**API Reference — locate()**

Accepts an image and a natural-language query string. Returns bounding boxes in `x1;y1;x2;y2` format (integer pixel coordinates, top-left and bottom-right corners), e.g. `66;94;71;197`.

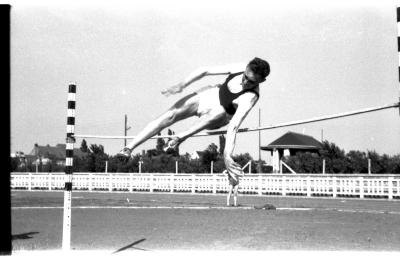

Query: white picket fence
10;172;400;200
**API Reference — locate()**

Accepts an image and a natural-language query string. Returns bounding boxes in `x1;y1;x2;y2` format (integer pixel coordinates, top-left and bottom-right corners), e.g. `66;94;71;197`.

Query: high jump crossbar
74;101;400;140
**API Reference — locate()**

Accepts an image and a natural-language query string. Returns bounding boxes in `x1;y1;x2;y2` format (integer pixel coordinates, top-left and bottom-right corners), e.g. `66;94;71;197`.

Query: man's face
241;66;265;88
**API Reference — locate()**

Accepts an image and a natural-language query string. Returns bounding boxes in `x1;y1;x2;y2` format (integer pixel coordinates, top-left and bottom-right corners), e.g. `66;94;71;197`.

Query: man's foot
116;147;132;160
164;137;181;152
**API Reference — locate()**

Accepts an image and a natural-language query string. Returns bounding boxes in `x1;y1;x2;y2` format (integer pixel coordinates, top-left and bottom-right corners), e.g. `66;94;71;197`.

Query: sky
10;0;400;164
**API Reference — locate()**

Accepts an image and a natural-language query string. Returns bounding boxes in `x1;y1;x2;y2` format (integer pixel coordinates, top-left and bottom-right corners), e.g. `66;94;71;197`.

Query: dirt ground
10;190;400;252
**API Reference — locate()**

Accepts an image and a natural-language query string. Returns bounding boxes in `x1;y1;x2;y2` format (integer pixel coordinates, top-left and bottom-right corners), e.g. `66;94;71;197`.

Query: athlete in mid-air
117;57;270;180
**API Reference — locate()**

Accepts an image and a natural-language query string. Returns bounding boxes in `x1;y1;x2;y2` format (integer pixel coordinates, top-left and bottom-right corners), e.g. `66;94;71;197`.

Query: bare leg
227;185;233;206
163;109;228;151
125;93;199;151
233;185;239;206
176;110;227;142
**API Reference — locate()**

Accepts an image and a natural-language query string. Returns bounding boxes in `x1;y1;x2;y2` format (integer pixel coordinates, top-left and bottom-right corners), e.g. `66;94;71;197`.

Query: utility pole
258;108;262;173
124;114;131;147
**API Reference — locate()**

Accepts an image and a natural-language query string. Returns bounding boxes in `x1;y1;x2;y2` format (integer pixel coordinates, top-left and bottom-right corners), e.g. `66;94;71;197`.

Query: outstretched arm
224;93;258;179
161;63;246;96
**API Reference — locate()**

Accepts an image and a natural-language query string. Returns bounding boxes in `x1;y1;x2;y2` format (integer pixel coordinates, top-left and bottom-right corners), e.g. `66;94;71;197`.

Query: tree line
283;141;400;174
11;135;400;174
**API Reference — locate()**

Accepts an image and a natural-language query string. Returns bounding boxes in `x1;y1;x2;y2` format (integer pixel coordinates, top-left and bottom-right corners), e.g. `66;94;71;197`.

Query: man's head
246;57;270;83
241;57;270;88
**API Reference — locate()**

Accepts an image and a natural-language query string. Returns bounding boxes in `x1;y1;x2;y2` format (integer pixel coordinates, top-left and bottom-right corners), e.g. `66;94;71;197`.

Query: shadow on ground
12;232;39;240
112;238;147;253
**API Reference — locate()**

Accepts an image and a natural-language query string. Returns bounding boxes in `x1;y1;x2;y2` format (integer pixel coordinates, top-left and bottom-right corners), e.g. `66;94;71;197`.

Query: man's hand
161;82;186;97
224;155;244;181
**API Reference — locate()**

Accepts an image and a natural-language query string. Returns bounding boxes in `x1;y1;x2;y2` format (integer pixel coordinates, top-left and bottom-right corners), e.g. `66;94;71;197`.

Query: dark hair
248;57;270;80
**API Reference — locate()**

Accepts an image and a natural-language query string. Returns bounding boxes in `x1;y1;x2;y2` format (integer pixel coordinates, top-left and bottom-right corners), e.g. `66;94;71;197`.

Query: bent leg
175;110;228;143
125;93;199;151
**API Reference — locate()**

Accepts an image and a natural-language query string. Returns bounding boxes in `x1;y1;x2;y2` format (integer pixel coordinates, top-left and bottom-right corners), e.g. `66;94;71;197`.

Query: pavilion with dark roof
260;131;323;173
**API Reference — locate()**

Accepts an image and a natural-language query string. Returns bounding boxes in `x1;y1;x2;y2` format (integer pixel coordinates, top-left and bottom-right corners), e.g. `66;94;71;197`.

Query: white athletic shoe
164;137;181;152
116;147;132;159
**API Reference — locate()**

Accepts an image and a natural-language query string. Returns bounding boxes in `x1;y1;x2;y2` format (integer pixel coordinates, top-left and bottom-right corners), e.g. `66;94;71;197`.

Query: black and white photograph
7;0;400;259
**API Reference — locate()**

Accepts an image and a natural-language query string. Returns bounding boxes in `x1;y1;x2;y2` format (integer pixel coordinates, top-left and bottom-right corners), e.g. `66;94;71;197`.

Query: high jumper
116;57;271;180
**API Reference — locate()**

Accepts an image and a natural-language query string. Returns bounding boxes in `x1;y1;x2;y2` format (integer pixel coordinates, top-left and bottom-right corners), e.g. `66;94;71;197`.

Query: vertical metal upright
63;84;76;250
397;2;400;115
258;108;261;173
124;114;127;147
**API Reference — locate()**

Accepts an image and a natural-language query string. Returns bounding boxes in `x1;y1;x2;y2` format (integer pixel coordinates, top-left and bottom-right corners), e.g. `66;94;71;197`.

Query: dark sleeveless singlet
219;72;259;115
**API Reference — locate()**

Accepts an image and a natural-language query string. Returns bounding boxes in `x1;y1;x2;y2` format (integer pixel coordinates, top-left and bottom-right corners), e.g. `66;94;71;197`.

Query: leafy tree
319;141;347;173
346;150;368;173
232;153;253;167
86;144;109;172
201;143;219;165
218;135;225;156
320;141;346;159
386;154;400;173
283;152;317;173
80;139;89;153
73;156;88;172
11;157;20;172
155;132;166;154
368;150;387;174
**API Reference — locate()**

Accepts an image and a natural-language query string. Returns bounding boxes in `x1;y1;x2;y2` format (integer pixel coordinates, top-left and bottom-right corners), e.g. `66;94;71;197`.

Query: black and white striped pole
63;83;76;250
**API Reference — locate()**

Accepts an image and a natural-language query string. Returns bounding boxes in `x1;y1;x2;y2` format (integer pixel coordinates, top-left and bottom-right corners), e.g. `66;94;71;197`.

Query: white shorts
196;86;223;116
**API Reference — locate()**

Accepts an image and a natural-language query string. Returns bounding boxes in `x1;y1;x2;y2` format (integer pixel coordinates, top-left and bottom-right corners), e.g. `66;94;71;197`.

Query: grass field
11;190;400;252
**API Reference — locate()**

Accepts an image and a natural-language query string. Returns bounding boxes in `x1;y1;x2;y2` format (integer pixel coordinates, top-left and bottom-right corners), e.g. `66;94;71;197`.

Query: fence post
109;173;112;192
170;173;174;193
307;176;311;197
282;176;286;196
368;159;371;175
28;173;32;191
129;173;133;192
332;176;337;198
388;176;394;200
358;176;364;199
213;174;217;194
149;174;153;193
88;173;92;191
258;175;262;195
48;173;52;191
192;174;196;194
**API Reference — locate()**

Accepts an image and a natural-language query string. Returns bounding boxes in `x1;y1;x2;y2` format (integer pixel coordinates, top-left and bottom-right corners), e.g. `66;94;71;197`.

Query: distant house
261;131;323;173
28;143;88;166
11;151;25;158
10;151;27;168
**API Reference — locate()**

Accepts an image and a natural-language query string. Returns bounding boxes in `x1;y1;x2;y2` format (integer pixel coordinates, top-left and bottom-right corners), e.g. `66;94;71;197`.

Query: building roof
29;144;87;159
260;131;322;151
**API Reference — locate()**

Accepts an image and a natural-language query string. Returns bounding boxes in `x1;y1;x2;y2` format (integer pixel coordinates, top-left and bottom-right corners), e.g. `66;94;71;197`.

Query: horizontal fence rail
10;172;400;200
